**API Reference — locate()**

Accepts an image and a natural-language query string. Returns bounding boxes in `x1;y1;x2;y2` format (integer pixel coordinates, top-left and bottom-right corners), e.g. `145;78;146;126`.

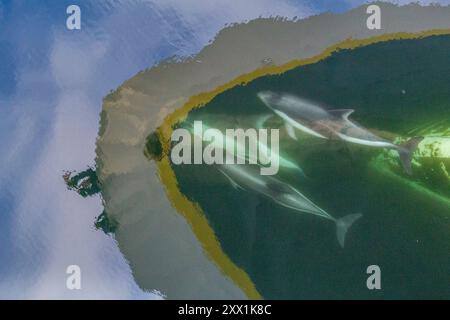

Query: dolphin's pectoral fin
230;179;244;191
285;123;298;140
219;169;245;191
227;175;244;191
255;114;274;129
338;140;356;163
328;109;355;120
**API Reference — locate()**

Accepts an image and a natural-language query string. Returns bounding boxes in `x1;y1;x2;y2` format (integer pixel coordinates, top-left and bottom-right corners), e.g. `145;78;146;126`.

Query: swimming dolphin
185;120;306;176
257;91;423;175
218;163;362;248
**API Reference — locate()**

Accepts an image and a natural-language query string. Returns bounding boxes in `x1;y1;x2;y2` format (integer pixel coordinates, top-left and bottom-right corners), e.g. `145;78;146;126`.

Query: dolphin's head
257;91;281;111
257;91;304;115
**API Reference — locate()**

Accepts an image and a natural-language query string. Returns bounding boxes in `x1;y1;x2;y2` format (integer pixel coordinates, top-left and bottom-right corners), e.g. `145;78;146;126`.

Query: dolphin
184;120;306;176
218;163;362;248
257;91;424;175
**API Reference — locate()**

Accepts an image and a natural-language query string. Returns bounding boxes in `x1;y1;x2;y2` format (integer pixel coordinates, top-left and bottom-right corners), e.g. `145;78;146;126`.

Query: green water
171;35;450;299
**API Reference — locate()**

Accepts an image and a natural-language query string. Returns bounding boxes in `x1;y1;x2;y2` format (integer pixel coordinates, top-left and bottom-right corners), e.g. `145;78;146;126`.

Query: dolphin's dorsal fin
329;109;354;120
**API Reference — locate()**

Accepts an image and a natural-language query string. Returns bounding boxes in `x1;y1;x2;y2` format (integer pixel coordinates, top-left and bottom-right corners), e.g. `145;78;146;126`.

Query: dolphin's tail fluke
335;213;362;248
398;136;424;175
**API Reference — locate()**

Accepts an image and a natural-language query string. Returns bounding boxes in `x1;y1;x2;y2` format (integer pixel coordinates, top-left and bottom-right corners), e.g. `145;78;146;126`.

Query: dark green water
172;35;450;299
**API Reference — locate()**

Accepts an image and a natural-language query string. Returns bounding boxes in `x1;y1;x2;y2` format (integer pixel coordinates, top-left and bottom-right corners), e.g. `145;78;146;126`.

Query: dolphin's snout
257;91;271;101
257;91;279;107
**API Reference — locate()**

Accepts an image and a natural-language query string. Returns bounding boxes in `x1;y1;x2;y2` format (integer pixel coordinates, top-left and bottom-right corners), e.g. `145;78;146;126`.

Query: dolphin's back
259;91;329;122
277;94;329;122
